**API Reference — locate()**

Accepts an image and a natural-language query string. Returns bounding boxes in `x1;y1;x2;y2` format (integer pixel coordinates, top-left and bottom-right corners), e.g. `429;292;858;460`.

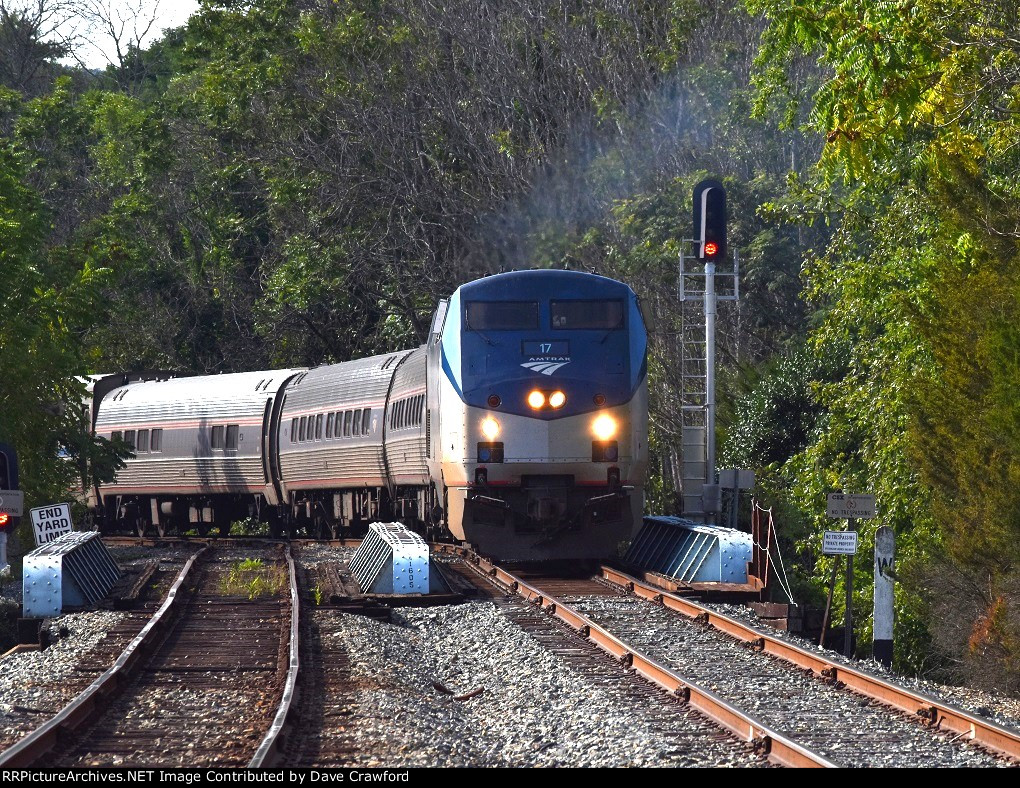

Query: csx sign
30;503;73;546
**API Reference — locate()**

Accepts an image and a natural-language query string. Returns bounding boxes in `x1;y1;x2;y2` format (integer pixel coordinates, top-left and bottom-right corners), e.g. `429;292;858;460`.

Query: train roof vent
256;378;266;391
381;355;399;370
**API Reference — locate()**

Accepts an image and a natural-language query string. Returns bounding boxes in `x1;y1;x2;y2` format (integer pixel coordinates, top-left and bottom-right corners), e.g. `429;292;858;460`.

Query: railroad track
100;535;364;549
275;547;367;766
596;565;1020;766
441;551;828;768
0;544;300;768
439;546;1018;767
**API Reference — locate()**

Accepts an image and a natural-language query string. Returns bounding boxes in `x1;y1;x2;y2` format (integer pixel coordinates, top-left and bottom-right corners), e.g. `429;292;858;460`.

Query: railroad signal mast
677;179;739;522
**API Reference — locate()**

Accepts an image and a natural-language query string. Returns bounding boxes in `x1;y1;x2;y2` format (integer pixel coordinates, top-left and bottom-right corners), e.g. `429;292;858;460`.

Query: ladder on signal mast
676;243;739;521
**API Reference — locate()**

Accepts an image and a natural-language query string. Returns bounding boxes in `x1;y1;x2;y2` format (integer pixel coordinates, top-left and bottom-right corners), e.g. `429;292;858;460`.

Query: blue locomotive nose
440;269;648;420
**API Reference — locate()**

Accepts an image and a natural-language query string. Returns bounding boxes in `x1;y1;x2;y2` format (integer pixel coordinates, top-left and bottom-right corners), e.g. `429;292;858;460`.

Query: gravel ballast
322;599;765;767
702;600;1020;733
0;611;128;745
567;595;1009;767
0;542;197;752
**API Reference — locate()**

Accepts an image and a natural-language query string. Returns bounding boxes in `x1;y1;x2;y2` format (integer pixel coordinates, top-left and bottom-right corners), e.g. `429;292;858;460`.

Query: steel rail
249;544;301;767
600;565;1020;762
100;536;363;549
0;547;208;767
444;547;837;768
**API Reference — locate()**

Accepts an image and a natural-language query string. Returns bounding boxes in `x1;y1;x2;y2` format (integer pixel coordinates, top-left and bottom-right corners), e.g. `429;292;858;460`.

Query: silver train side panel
383;348;428;486
277;350;415;498
94;369;301;499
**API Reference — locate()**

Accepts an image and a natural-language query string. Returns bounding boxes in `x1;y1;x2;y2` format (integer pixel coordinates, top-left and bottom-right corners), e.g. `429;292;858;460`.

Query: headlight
527;390;546;409
549;391;566;408
481;417;500;440
592;413;617;440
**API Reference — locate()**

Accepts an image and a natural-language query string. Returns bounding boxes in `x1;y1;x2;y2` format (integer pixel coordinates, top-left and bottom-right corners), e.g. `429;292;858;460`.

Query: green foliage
230;518;271;537
9;0;1020;684
746;0;1020;678
0;136;116;511
221;557;288;600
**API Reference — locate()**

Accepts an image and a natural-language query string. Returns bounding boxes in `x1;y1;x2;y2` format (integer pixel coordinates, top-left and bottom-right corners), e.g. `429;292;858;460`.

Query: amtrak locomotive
89;269;649;560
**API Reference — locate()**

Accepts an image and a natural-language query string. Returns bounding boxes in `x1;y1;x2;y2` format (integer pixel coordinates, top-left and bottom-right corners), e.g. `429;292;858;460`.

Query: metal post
874;525;895;667
704;259;716;492
819;556;840;648
844;517;856;657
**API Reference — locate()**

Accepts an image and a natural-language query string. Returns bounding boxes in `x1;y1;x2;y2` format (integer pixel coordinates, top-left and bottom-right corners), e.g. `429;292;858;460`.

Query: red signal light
704;241;719;257
0;513;8;527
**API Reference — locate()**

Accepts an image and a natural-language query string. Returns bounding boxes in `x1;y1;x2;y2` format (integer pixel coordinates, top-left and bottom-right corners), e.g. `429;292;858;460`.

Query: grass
220;557;288;600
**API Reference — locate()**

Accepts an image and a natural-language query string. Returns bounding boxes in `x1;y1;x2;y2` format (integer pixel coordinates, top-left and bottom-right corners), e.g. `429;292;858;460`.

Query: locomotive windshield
465;301;539;330
550;300;624;329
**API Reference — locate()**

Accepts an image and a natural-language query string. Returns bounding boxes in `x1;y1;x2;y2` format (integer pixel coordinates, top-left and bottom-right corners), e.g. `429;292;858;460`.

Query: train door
426;299;448;526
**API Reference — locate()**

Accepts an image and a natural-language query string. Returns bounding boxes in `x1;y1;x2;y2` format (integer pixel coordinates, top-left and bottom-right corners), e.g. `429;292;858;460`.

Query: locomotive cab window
226;425;239;450
211;425;225;450
465;301;539;330
551;300;624;329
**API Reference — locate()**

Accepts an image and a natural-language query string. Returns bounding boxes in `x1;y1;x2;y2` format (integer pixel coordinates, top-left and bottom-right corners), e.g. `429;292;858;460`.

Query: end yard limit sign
30;503;73;546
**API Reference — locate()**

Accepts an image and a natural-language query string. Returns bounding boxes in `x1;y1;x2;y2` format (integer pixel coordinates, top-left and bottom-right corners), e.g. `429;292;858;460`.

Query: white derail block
23;555;62;618
392;539;429;594
350;522;431;594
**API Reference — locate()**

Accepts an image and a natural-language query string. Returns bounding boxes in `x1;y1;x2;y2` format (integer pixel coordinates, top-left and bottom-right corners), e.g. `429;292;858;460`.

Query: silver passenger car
95;369;302;531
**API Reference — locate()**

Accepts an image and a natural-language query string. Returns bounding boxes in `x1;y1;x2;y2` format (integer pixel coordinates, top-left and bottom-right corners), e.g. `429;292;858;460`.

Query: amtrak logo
521;359;571;375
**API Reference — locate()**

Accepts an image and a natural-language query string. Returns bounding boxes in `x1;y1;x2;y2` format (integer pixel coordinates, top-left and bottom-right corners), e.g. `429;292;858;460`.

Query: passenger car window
226;425;239;450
